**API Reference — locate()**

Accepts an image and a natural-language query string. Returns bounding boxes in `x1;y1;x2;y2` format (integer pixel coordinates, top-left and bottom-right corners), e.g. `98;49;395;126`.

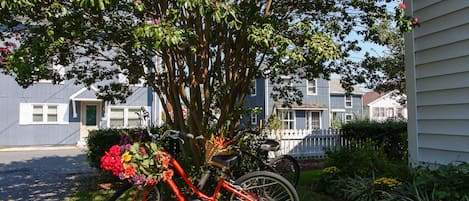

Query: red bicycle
107;109;299;201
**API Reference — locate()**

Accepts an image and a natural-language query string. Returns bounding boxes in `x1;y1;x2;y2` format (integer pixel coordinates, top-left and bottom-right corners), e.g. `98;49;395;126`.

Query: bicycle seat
209;153;239;169
260;139;280;151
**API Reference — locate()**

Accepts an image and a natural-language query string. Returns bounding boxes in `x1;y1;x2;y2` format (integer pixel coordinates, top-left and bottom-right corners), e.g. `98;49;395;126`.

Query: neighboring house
405;0;469;165
243;78;364;130
363;91;407;122
329;79;365;125
0;74;164;147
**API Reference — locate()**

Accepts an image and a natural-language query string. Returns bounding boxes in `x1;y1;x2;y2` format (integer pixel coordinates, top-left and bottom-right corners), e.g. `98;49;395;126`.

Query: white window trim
345;113;353;123
306;111;321;130
250;113;257;125
306;79;317;95
19;103;69;125
345;95;352;108
108;106;147;128
278;109;296;130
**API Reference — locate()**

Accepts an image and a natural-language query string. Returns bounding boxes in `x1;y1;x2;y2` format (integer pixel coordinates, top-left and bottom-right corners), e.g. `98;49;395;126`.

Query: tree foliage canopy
1;0;417;138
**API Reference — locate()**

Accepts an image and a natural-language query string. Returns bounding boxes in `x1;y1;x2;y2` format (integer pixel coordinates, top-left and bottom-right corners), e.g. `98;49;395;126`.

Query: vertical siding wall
407;0;469;164
0;75;82;146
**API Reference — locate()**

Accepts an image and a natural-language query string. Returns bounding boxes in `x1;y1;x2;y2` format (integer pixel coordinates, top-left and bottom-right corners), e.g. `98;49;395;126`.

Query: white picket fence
264;129;342;159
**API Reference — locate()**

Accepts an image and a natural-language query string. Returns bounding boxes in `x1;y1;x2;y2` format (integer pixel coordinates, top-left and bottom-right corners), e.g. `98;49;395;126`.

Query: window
345;114;353;123
278;109;295;129
386;108;394;118
19;103;68;124
128;108;141;127
306;111;320;130
249;80;257;96
110;108;125;127
47;105;58;122
109;107;144;128
250;113;257;125
345;95;352;108
307;79;317;95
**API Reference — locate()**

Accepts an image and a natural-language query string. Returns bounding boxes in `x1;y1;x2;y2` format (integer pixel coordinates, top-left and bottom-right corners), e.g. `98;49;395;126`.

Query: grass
297;169;339;201
69;169;339;200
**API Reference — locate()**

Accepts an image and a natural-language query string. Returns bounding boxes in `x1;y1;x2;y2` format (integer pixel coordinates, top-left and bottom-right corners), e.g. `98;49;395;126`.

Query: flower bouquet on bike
100;128;299;201
100;142;173;190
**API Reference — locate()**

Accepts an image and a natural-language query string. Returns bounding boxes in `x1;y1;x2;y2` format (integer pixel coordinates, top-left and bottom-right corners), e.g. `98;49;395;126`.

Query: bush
86;128;163;169
400;163;469;201
324;144;409;179
341;119;407;160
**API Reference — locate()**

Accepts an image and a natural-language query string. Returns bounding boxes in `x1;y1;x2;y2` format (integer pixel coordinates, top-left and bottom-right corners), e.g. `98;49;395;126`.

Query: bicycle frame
142;155;258;201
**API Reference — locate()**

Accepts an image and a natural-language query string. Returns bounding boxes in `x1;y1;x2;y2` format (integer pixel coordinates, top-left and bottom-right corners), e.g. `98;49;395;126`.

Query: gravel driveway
0;147;94;201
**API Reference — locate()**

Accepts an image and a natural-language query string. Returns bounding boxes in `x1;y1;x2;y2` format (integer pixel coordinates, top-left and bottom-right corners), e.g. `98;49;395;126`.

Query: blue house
329;79;365;125
243;77;364;130
0;73;164;147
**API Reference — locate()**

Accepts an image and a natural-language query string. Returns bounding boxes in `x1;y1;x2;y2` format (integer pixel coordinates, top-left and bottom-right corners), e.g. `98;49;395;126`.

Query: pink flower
412;17;419;25
152;18;160;24
147;178;156;186
140;147;146;156
399;3;406;9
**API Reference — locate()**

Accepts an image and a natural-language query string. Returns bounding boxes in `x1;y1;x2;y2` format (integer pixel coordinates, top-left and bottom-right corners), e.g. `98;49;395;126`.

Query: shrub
400;163;469;201
86;128;165;169
341;119;407;160
340;176;405;201
324;143;410;179
87;129;127;169
316;166;341;194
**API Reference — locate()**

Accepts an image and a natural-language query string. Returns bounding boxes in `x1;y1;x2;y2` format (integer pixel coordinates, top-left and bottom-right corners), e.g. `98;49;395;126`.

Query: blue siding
0;75;82;146
0;74;152;146
243;77;332;129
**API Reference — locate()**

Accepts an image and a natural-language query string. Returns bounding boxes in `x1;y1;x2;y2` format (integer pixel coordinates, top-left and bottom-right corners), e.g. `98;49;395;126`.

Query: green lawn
69;169;338;201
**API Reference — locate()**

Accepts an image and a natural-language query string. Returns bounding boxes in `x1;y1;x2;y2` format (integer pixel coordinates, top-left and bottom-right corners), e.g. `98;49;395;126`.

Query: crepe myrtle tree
1;0;417;166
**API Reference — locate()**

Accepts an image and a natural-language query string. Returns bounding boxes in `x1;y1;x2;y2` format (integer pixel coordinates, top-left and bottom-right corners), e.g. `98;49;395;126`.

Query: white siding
406;0;469;165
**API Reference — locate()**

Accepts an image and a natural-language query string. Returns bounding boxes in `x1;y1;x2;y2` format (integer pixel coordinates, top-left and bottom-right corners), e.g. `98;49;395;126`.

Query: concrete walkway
0;147;95;201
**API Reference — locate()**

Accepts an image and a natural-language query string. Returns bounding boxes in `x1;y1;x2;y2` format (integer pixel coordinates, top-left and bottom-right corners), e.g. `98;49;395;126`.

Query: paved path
0;147;95;201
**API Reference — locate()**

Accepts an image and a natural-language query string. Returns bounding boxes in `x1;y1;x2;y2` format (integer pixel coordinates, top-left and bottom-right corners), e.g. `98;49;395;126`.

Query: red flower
162;155;170;168
162;170;174;181
109;145;122;156
214;136;226;148
147;178;156;186
399;3;406;9
412;17;419;25
100;152;124;176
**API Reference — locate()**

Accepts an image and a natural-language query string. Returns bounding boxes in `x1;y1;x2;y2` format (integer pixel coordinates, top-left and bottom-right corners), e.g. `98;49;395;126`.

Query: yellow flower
373;177;401;190
323;166;338;174
121;151;132;163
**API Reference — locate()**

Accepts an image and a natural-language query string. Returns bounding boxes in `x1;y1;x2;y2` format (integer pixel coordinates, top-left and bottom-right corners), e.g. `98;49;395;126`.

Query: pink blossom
399;3;406;9
412;17;419;25
152;18;160;24
140;147;146;155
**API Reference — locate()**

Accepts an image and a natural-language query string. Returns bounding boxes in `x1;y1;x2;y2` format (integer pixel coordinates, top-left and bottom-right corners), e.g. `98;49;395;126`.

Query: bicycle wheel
230;171;299;201
232;150;266;179
268;155;300;187
108;183;162;201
